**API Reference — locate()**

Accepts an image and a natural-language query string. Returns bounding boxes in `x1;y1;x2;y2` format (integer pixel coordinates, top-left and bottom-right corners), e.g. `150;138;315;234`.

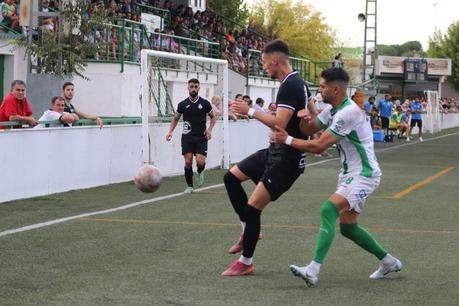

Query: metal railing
84;19;221;72
247;49;330;84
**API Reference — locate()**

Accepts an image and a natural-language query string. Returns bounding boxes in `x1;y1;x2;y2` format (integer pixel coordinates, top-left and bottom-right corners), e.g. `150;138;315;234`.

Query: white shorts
336;175;381;213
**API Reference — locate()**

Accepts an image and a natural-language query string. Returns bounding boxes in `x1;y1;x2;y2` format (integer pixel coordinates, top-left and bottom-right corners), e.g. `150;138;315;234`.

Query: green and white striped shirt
317;98;381;178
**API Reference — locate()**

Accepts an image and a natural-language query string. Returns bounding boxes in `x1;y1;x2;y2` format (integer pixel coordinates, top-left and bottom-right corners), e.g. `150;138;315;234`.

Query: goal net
140;50;229;171
424;90;442;134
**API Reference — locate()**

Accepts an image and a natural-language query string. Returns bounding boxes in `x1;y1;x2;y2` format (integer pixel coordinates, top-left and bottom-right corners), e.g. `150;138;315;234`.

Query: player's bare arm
204;111;216;140
271;125;339;154
166;112;181;141
231;100;293;129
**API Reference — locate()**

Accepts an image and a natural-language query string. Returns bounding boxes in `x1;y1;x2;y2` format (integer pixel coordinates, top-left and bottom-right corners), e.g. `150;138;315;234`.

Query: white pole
222;62;230;169
141;50;150;164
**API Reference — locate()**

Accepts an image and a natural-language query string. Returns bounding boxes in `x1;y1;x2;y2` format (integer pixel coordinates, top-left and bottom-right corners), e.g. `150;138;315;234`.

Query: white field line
1;131;458;238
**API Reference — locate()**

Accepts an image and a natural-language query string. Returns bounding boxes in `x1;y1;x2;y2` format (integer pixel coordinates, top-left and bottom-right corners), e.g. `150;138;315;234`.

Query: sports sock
240;221;246;232
184;166;193;187
238;255;253;265
381;253;396;265
197;163;205;173
223;171;248;222
242;205;261;258
312;200;339;264
340;224;387;260
308;260;321;276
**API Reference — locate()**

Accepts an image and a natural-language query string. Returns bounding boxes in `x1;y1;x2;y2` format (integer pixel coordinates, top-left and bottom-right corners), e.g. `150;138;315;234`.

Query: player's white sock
308;260;321;276
381;253;396;265
240;221;246;232
239;255;253;265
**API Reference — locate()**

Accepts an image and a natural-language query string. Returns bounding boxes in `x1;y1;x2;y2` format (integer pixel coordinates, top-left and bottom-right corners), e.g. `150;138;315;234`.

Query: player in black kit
166;78;216;194
221;39;315;276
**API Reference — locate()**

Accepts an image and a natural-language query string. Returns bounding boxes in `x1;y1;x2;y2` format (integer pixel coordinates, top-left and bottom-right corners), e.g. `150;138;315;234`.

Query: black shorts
237;145;306;201
181;136;208;156
381;117;390;129
410;119;422;128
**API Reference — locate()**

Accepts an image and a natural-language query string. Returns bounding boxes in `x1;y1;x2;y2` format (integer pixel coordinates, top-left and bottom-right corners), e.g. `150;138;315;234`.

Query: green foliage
207;0;249;29
11;1;102;79
248;0;336;61
377;41;427;57
428;22;459;91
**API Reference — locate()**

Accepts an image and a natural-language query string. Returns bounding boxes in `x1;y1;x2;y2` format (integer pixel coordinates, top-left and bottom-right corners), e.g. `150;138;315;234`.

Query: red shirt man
0;80;38;129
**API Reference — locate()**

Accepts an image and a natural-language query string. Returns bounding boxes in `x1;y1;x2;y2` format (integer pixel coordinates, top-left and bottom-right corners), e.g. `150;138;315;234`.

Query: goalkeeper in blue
271;67;402;288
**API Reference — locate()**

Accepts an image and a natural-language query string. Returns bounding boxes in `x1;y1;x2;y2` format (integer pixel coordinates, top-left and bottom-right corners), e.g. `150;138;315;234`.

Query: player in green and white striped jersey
271;68;401;288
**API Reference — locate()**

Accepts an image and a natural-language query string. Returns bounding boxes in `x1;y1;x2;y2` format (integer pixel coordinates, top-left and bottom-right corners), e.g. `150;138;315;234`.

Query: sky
244;0;458;50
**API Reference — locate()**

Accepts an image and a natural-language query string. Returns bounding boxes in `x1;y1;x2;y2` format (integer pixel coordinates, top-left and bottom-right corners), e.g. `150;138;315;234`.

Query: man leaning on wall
0;80;38;129
62;82;104;128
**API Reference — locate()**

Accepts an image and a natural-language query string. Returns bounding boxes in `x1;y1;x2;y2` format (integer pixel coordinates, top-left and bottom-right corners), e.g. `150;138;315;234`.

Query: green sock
312;200;339;263
340;224;387;260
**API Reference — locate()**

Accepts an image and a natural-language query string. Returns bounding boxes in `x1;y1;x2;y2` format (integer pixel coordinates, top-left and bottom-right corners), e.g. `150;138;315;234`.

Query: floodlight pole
362;0;377;82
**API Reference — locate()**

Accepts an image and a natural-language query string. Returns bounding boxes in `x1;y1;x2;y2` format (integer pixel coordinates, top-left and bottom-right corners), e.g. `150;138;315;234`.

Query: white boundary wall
0;120;269;203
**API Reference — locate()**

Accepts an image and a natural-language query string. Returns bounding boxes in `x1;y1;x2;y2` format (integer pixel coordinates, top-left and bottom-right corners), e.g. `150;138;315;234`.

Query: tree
12;1;102;79
378;41;427;57
428;22;459;91
247;0;336;61
207;0;249;29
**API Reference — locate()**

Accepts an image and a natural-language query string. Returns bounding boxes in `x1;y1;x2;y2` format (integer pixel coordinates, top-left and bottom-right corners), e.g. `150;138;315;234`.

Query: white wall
0;119;270;203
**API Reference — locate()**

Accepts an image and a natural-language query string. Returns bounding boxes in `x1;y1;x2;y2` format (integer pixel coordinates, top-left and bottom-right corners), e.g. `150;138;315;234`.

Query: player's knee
224;171;241;187
340;223;356;238
319;200;338;219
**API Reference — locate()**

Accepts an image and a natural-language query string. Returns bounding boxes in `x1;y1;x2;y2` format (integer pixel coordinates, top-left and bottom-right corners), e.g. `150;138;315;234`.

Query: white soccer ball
134;164;162;193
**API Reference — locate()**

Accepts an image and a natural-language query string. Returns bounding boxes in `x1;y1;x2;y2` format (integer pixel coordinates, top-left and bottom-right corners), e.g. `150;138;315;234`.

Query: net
140;49;229;168
424;90;442;134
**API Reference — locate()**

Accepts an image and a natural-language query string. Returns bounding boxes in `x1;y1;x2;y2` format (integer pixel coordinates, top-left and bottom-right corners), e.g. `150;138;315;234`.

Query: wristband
247;108;256;118
285;136;293;146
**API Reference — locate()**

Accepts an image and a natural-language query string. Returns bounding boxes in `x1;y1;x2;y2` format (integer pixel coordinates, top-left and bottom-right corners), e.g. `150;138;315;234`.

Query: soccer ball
134;164;162;193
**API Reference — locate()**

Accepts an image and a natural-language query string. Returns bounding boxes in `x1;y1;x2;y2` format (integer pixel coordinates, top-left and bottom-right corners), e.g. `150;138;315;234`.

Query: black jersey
176;96;212;139
276;71;310;139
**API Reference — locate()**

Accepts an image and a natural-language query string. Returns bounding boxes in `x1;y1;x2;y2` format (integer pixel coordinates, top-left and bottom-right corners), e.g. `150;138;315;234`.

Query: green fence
85;19;221;72
247;49;330;85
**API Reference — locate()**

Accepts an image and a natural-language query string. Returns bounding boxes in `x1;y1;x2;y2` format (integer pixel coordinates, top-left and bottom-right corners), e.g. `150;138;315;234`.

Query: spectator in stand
41;0;58;12
407;97;424;142
377;94;392;138
268;102;277;116
36;96;79;128
120;0;132;15
242;95;252;107
211;95;223;120
0;0;19;32
254;97;268;113
62;82;104;128
0;80;38;129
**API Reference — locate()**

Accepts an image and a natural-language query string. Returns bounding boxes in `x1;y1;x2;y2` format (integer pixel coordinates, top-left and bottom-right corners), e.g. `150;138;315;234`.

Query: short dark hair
51;96;65;105
243;95;251;100
263;39;289;56
321;68;349;84
188;78;199;84
235;94;243;99
256;98;265;105
11;80;26;89
63;82;74;90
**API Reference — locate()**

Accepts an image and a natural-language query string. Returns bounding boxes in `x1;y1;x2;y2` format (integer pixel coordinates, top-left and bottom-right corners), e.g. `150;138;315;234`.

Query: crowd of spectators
75;0;269;70
440;97;459;113
0;0;22;33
